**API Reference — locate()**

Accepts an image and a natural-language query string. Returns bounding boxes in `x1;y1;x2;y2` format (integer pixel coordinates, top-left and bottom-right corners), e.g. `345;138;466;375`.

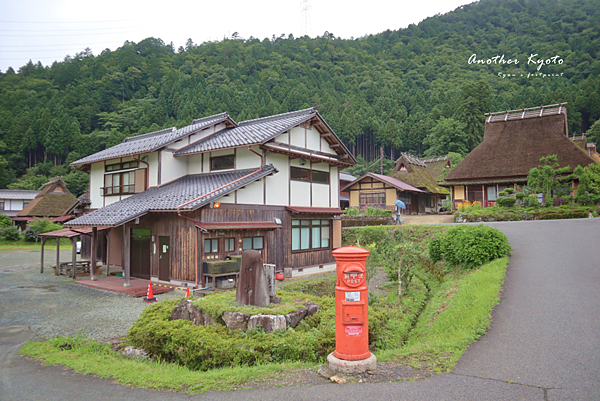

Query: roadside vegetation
20;224;510;393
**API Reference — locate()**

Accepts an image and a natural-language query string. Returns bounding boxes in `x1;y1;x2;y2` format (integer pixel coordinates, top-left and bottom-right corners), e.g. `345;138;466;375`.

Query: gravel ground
0;252;179;341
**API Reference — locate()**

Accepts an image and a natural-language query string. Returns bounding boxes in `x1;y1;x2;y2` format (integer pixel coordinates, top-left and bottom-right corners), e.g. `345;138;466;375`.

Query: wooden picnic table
203;272;239;290
58;260;91;276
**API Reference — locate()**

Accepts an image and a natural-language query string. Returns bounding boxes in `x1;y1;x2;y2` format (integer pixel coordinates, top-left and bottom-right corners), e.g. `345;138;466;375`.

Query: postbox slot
342;304;364;324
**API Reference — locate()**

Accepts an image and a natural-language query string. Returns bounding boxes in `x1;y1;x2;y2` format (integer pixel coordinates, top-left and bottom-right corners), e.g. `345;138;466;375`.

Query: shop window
242;236;263;250
291;219;330;252
204;238;219;254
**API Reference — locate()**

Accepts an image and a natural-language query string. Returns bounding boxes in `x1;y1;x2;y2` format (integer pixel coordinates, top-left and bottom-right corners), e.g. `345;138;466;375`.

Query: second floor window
211;155;235;171
104;171;135;196
291;167;330;184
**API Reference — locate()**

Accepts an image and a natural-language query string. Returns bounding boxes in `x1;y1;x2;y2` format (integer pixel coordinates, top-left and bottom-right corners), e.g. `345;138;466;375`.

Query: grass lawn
0;237;73;251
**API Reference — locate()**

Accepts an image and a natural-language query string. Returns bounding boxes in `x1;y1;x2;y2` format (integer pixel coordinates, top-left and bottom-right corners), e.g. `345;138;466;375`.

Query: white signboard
345;291;360;302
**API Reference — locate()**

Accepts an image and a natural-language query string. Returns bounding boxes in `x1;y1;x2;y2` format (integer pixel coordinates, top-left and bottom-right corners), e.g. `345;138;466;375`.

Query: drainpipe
177;147;265;288
131;155;149;190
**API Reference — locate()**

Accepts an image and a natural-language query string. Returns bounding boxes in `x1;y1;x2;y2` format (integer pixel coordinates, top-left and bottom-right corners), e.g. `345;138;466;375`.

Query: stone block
284;267;293;278
169;299;216;327
248;314;286;333
222;311;250;331
305;302;322;317
285;308;307;328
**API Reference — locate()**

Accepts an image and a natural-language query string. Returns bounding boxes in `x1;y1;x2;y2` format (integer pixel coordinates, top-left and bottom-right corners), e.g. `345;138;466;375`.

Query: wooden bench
58;261;91;276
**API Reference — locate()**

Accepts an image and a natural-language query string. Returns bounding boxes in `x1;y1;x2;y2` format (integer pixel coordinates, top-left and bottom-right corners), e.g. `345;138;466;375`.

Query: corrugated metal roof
71;113;232;166
175;108;317;156
339;172;357;182
65;165;277;227
0;190;39;200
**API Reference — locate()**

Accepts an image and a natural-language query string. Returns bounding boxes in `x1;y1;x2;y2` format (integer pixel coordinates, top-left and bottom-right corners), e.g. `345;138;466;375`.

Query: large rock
169;299;216;327
222;311;251;331
305;302;322;317
285;308;307;328
248;314;286;333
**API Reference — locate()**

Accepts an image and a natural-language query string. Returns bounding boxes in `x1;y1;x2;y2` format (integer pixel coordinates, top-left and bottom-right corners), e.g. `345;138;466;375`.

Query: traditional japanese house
64;108;355;288
339;171;357;210
13;177;77;229
0;189;39;217
341;172;425;212
442;104;597;209
390;153;449;213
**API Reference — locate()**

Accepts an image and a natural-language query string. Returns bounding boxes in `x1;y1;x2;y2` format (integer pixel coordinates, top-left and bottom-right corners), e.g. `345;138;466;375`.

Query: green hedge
428;225;511;269
455;205;593;222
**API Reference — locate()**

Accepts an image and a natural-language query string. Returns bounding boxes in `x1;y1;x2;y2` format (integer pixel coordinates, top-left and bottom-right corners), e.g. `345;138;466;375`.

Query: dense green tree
526;155;574;206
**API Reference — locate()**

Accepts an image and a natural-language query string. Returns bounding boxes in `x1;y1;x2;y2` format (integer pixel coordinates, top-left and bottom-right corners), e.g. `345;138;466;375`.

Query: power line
0;19;146;24
0;30;144;37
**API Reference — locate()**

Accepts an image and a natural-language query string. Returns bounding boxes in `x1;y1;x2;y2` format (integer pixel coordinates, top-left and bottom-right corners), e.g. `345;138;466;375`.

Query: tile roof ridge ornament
192;112;232;125
484;103;567;123
238;108;316;126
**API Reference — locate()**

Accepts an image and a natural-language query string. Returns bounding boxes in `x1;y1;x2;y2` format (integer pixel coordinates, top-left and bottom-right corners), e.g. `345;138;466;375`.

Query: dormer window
211;154;235;171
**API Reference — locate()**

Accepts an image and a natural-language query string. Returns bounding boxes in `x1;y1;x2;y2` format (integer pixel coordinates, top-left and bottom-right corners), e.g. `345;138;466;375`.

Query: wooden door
159;236;170;281
131;228;151;279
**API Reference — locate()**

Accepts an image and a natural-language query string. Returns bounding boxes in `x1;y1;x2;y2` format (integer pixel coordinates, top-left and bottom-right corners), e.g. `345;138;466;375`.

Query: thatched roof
444;107;596;185
17;177;77;217
391;153;449;195
422;156;451;182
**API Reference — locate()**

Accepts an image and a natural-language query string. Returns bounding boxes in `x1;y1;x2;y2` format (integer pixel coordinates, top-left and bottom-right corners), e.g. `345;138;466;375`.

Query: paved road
1;219;599;400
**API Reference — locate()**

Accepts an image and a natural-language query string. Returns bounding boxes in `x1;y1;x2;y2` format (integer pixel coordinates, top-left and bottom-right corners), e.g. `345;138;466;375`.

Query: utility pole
380;147;384;175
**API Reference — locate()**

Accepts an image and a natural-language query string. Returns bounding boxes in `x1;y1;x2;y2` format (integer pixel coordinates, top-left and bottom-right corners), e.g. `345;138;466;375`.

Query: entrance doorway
131;228;151;279
159;236;170;281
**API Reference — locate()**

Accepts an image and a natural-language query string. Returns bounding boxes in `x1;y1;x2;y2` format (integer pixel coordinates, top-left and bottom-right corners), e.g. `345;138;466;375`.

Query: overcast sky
0;0;475;73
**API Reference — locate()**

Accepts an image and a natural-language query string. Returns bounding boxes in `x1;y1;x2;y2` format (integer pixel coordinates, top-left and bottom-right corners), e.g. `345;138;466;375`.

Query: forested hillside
1;0;599;195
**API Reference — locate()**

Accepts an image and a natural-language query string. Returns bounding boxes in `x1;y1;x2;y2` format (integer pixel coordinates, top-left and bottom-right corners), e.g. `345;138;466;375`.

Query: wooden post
482;185;485;207
91;227;97;281
71;237;77;279
55;236;60;276
105;230;111;276
123;224;131;287
40;237;46;273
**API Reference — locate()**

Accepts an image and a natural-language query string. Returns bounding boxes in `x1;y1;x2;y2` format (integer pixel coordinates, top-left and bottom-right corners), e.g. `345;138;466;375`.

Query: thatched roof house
391;153;449;195
442;104;597;208
422;156;451;182
16;177;77;218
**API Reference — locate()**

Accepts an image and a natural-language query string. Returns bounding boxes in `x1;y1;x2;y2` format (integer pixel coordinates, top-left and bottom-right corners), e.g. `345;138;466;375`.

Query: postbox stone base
327;352;377;375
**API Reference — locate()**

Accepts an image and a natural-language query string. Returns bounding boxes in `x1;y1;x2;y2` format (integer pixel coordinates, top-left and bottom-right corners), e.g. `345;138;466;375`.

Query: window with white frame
104;171;135;196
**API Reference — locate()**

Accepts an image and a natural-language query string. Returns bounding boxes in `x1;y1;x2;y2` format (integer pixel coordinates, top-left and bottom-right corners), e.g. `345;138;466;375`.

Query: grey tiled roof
175;108;317;156
65;165;277;227
71;113;232;166
0;190;39;200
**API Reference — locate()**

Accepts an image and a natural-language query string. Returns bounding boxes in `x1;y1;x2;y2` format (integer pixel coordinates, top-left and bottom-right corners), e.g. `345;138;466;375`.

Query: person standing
394;203;402;225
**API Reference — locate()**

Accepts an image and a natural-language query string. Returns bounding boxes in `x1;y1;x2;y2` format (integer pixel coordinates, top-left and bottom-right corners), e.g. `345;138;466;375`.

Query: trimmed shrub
496;196;517;207
430;225;511;269
428;236;443;262
1;226;21;241
0;214;12;228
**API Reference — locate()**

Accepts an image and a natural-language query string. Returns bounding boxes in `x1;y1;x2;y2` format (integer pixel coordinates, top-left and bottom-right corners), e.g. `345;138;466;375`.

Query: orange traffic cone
185;287;190;298
143;280;157;303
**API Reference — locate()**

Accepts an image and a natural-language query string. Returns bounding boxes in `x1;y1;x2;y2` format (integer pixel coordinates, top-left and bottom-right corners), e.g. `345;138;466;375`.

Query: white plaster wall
306;126;321;151
207;149;235;172
188;124;220;144
103;195;122;207
161;151;188;184
275;132;289;144
290;127;305;148
330;165;339;206
147;152;159;187
187;154;203;174
312;183;329;207
290;181;311;206
89;162;104;209
236;180;264;205
217;193;234;204
236;146;262;169
265;153;289;206
311;162;329;172
321;137;337;155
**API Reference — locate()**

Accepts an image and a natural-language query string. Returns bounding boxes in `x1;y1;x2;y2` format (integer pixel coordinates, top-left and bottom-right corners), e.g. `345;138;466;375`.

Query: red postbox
332;246;370;361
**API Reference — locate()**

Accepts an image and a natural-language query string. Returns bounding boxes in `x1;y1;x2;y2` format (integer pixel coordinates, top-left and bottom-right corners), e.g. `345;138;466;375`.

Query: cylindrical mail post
332;246;371;361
